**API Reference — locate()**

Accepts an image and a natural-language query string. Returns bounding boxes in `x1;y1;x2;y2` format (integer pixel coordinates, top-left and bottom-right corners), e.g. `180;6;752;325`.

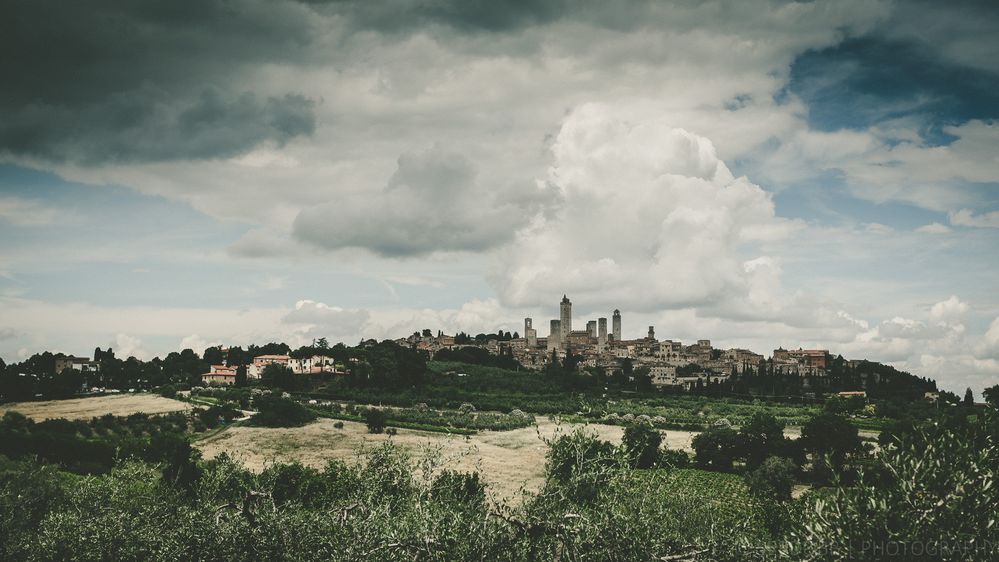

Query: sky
1;0;998;395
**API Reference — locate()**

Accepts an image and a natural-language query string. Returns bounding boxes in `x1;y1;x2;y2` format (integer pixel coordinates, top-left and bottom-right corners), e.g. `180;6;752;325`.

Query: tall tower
612;309;621;341
559;295;572;343
597;317;607;350
524;317;532;333
549;319;561;350
586;320;597;337
525;318;537;347
648;326;655;341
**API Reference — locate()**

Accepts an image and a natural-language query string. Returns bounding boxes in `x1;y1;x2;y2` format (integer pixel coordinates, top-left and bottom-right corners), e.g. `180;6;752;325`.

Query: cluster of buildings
401;295;837;391
201;353;346;386
54;355;101;374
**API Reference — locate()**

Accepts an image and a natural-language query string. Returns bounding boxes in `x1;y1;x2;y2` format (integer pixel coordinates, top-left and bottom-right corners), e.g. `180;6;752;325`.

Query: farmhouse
201;364;239;386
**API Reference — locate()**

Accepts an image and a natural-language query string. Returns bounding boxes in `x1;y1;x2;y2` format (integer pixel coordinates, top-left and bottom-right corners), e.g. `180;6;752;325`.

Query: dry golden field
0;394;191;421
194;417;700;501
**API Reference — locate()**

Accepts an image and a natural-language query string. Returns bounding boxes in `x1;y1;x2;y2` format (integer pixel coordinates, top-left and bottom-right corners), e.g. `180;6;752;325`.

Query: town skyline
21;292;944;395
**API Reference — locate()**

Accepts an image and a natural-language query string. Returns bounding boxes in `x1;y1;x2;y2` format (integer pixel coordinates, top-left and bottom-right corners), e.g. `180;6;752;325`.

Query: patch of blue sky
788;36;999;146
0;164;493;311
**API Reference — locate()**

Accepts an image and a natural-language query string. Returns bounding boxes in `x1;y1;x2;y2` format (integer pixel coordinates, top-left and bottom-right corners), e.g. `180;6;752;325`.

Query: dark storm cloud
306;0;669;34
303;0;572;33
1;0;321;164
1;88;316;164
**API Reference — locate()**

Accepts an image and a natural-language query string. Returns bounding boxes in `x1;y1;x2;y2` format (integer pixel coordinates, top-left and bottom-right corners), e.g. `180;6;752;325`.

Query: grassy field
195;416;703;501
0;394;190;421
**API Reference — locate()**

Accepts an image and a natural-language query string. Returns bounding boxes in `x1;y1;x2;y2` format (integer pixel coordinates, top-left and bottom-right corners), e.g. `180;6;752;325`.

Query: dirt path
195;418;702;501
0;394;190;421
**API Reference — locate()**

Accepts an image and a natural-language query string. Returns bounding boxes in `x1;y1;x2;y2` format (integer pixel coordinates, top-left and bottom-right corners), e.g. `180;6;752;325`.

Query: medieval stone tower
560;295;572;343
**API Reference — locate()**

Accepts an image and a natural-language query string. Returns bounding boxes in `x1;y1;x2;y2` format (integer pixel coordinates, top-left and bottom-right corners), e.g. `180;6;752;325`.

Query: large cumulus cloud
494;103;798;311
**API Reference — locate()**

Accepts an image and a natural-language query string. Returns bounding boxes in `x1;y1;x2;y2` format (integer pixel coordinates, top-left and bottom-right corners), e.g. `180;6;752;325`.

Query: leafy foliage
786;414;999;560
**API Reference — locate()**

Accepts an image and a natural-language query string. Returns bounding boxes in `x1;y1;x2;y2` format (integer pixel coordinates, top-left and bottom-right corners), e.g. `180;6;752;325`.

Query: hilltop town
15;294;935;401
392;295;931;398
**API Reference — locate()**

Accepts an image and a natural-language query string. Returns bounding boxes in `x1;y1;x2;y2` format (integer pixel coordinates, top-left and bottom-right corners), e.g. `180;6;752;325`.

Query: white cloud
916;222;951;234
495;103;799;312
178;334;222;356
112;333;148;360
949;208;999;229
930;295;969;323
757;120;999;213
282;300;372;341
865;222;894;234
0;197;59;226
976;316;999;360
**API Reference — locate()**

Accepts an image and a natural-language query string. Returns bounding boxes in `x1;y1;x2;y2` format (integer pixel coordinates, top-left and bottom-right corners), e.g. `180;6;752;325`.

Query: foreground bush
1;414;996;561
785;419;999;560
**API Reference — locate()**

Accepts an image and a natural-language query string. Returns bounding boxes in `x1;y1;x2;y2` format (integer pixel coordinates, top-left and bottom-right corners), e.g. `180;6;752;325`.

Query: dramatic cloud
0;0;320;164
495;103;797;311
293;146;555;256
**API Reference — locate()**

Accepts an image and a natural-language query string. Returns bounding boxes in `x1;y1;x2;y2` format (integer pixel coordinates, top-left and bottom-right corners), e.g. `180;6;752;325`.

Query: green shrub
544;427;622;501
692;427;740;472
365;408;387;434
248;394;317;427
622;423;662;469
744;456;796;502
